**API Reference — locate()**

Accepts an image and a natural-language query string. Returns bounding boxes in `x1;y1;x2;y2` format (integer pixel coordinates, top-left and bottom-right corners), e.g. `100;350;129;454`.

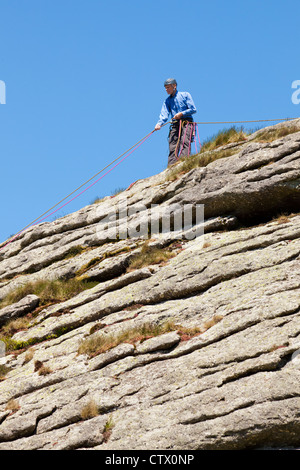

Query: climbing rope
177;116;299;158
0;116;298;252
0;124;169;252
193;117;299;125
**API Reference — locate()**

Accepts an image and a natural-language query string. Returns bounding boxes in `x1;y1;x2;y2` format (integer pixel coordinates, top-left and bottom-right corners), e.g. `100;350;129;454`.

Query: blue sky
0;0;299;244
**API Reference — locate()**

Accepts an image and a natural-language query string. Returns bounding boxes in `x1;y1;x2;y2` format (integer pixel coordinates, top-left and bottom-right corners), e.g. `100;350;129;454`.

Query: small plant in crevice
23;348;35;364
103;415;114;443
34;360;52;376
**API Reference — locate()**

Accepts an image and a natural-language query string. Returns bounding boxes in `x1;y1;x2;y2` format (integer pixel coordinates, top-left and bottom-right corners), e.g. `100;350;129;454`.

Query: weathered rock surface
0;120;299;450
0;295;40;327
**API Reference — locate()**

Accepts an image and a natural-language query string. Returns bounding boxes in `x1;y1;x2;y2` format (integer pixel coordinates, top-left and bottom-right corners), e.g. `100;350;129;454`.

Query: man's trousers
168;120;194;166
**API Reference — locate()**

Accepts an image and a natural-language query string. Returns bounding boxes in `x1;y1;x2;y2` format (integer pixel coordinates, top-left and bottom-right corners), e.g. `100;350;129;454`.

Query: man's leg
168;123;180;166
179;122;194;158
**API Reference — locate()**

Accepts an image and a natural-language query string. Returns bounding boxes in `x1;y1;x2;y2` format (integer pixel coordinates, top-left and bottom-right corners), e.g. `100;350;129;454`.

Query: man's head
164;78;177;96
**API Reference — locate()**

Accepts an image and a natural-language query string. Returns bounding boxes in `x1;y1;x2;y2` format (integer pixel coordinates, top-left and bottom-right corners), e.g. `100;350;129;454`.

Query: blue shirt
156;90;197;126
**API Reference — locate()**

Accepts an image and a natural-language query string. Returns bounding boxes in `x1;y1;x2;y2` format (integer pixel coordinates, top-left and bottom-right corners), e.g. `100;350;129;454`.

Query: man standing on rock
155;78;197;166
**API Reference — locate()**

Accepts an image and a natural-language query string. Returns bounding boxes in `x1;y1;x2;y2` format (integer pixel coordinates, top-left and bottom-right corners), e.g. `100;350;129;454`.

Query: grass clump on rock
127;241;176;272
166;126;248;182
0;278;97;309
80;399;100;420
78;321;177;357
78;317;223;358
253;125;299;143
200;126;248;152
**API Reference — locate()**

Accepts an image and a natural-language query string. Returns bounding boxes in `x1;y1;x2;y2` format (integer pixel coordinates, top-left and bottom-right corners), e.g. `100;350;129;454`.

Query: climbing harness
173;120;201;160
175;121;201;158
174;119;182;160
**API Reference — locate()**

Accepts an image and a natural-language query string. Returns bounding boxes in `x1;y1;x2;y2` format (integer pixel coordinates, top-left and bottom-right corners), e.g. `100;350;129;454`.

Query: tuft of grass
200;126;248;152
202;315;223;332
165;126;248;182
127;241;176;272
0;322;38;354
111;187;126;197
165;122;299;182
272;212;297;225
0;336;21;354
166;146;238;182
176;315;223;341
92;195;105;205
63;245;85;260
34;360;43;372
23;348;35;364
0;278;98;310
78;321;179;357
253;125;299;143
1;318;29;337
38;364;52;376
165;123;299;182
34;359;52;376
78;317;223;358
0;279;97;353
5;399;20;413
80;399;99;420
0;364;11;381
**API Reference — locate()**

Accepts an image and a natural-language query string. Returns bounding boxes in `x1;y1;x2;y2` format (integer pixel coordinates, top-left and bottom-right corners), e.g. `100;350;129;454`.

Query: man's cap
164;78;177;86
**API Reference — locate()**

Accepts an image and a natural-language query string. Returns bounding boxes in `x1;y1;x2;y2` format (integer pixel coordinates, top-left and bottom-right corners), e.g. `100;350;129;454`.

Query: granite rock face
0;120;299;450
0;295;40;327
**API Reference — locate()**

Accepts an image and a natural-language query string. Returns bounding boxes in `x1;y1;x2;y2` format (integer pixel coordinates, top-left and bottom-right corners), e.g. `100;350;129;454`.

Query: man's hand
154;124;161;131
173;112;183;120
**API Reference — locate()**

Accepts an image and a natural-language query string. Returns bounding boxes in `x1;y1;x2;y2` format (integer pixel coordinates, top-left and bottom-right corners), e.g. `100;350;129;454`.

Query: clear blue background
0;0;299;243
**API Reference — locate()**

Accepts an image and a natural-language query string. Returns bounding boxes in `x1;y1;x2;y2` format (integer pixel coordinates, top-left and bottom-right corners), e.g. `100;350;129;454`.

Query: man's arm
166;92;197;123
173;112;183;120
181;92;197;119
155;99;169;130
